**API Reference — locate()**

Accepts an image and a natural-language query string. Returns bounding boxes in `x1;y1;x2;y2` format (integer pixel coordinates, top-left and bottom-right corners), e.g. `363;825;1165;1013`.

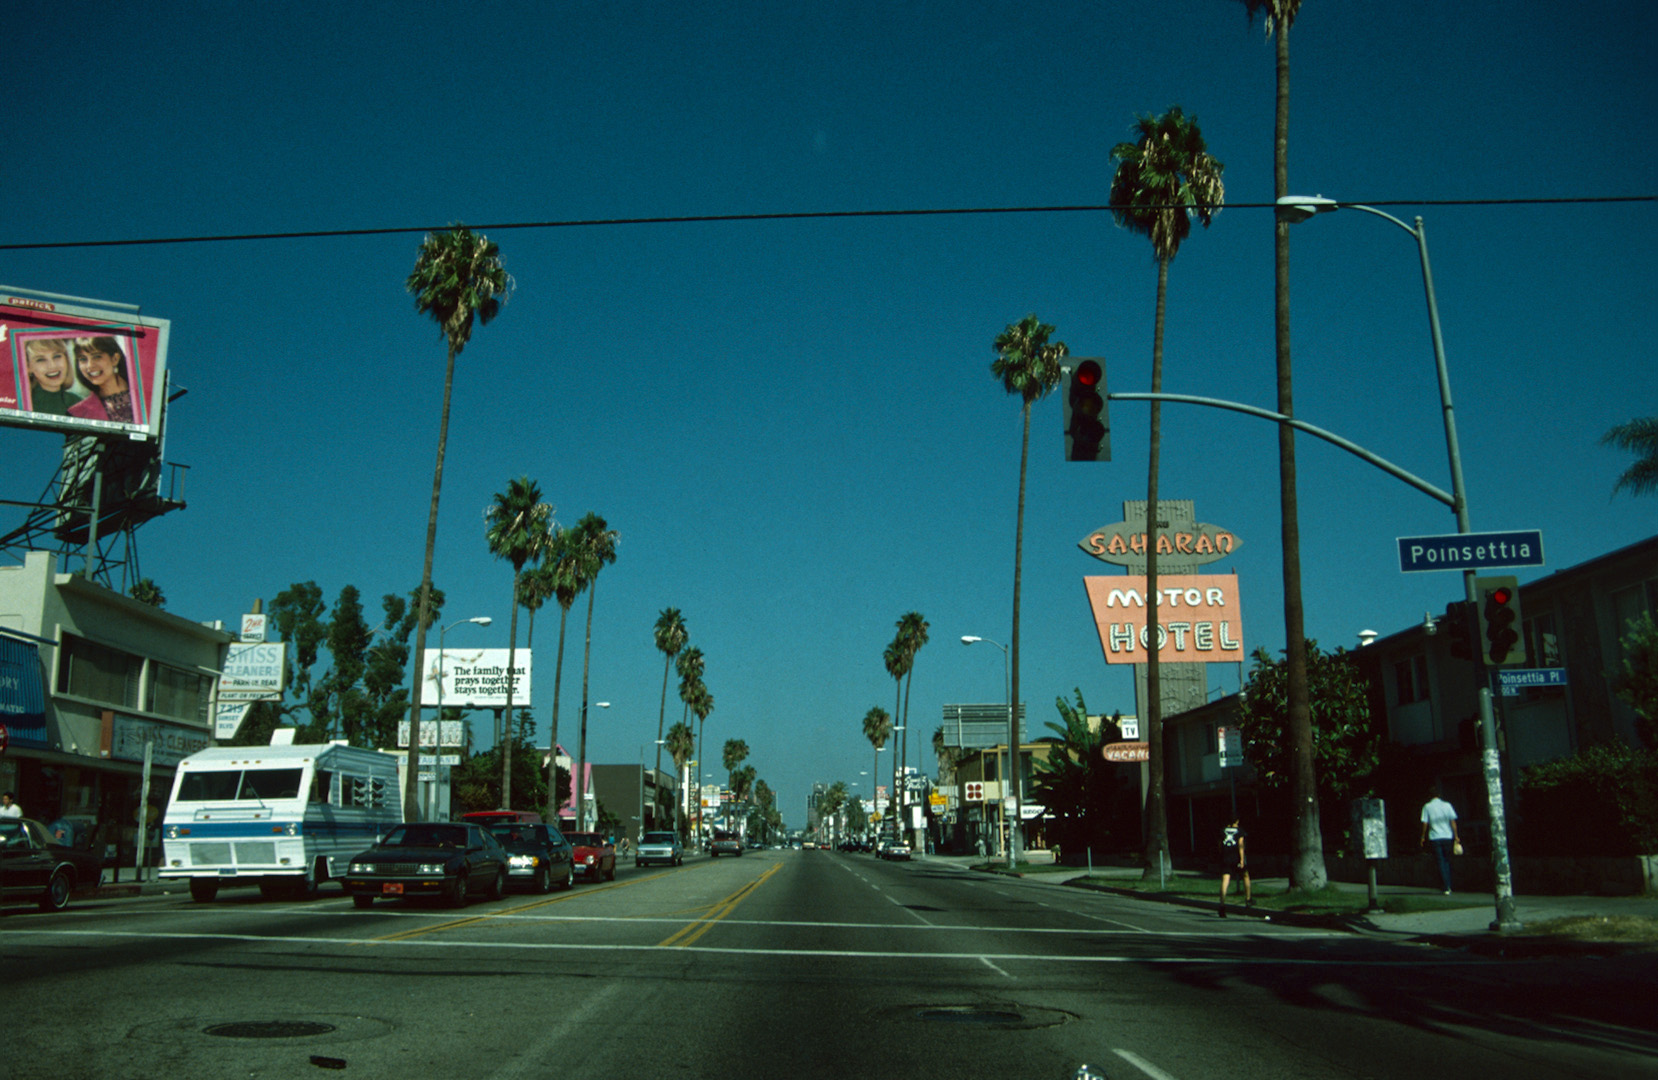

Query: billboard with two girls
0;289;171;441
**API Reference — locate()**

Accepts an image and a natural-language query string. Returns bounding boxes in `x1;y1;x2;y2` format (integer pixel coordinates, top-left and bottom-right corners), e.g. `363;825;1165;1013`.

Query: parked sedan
564;832;616;881
483;822;575;893
0;819;103;912
635;830;683;867
344;823;509;909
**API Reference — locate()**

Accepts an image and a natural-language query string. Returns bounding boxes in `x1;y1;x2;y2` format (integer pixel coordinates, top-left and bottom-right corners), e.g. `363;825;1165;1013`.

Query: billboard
1083;574;1245;665
0;290;171;441
422;648;531;709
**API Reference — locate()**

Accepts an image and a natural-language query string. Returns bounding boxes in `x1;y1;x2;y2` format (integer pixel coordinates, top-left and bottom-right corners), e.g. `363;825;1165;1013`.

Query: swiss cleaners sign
1083;574;1244;666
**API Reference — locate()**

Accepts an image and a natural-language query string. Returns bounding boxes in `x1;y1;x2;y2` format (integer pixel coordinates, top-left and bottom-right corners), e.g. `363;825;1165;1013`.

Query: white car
635;830;684;867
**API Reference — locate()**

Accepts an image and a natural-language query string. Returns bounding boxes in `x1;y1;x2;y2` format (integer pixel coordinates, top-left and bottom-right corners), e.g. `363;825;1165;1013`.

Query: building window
1394;654;1430;705
57;634;141;709
1523;611;1561;669
147;663;211;724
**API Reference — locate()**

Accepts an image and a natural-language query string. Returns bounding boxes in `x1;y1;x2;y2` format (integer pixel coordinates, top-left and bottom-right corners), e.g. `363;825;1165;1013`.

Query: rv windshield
177;768;305;802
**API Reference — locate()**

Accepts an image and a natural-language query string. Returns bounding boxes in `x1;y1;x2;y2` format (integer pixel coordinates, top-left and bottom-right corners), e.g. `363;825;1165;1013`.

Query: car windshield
383;824;467;848
485;824;536;844
641;833;675;844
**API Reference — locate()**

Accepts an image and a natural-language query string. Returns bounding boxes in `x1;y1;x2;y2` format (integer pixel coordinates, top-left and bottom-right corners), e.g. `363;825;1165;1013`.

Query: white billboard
422;648;531;709
219;641;287;701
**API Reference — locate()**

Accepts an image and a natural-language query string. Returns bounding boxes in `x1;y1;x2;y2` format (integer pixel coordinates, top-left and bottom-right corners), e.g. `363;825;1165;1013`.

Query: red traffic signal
1063;359;1109;462
1475;575;1524;667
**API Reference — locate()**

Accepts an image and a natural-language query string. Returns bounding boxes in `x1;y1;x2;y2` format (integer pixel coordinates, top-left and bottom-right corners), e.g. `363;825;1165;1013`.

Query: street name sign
1397;530;1544;573
1498;668;1568;696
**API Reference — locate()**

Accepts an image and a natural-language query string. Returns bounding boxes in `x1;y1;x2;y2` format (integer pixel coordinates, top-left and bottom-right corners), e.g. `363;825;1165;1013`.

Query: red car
564;832;616;882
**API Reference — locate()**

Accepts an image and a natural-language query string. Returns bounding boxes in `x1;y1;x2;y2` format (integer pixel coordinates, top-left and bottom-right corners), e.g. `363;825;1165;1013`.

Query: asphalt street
3;848;1654;1080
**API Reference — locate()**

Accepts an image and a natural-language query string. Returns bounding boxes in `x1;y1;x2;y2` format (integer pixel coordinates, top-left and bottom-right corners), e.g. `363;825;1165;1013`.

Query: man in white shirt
1420;786;1459;894
0;792;22;819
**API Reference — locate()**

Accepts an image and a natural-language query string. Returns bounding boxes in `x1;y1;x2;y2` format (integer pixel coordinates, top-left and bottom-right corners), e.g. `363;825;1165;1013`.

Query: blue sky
4;1;1653;824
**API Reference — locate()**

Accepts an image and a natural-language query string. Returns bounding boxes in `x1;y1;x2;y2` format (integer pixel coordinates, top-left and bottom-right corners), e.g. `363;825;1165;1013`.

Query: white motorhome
160;741;402;902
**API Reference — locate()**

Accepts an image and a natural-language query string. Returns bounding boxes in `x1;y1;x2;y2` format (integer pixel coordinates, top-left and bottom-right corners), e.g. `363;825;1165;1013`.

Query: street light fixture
962;634;1018;868
1279;194;1519;931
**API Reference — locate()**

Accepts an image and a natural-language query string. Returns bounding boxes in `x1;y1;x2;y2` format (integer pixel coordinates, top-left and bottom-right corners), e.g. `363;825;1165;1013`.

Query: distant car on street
565;832;617;881
0;819;103;912
343;822;509;909
710;829;743;857
635;830;684;867
482;821;575;893
879;838;912;861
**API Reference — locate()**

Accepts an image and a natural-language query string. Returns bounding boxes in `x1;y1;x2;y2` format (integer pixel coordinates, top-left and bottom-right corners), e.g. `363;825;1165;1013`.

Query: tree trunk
1271;20;1327;890
1009;399;1031;865
655;653;671;829
577;580;598;831
1143;256;1169;878
546;604;570;824
404;341;457;822
501;573;519;809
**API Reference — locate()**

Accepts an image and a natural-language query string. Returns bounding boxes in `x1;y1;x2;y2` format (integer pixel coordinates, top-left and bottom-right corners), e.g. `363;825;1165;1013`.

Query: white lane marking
886;891;935;926
979;956;1013;978
0;927;1502;966
1114;1048;1180;1080
488;981;628;1080
1076;910;1150;932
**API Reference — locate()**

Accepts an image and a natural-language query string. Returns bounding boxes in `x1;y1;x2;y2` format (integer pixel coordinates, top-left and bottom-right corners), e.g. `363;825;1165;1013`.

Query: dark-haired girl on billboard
22;337;87;416
68;336;134;423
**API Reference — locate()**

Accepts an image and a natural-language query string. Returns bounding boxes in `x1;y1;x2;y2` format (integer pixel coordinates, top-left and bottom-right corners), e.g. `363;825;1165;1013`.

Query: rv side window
178;771;241;802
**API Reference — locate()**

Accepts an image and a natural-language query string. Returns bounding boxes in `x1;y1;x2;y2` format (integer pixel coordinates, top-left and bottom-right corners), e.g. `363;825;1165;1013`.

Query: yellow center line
366;867;679;944
658;862;782;948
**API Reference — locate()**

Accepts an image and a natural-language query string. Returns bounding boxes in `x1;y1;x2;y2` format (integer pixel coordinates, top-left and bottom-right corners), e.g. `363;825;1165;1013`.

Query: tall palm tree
722;738;749;830
484;476;552;809
676;646;706;729
1109;106;1225;877
895;611;929;843
402;224;510;821
542;525;588;823
652;608;688;827
882;641;907;828
862;705;892;828
1604;417;1658;497
1242;0;1323;890
664;720;695;839
690;683;714;842
571;513;619;830
990;315;1066;861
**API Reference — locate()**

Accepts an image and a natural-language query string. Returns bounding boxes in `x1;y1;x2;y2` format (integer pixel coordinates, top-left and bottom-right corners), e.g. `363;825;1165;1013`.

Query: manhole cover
203;1021;338;1039
918;1007;1025;1025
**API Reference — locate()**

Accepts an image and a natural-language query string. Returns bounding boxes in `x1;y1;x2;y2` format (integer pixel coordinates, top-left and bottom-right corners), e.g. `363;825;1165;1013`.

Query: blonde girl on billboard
68;336;135;423
21;337;86;416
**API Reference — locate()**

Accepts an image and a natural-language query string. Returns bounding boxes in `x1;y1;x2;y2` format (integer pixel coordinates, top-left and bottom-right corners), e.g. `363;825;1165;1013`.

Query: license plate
382;883;404;895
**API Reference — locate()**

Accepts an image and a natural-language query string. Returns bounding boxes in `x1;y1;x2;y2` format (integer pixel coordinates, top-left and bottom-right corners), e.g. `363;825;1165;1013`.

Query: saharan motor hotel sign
1079;516;1244;666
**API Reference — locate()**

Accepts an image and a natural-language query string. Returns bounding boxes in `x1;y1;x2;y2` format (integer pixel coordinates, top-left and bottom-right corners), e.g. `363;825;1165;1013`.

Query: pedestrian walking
1217;815;1251;918
1420;784;1460;894
0;792;21;820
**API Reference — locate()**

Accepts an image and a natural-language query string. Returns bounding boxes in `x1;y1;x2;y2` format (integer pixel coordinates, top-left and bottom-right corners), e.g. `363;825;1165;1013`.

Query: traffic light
1475;575;1524;667
1443;600;1474;662
1063;359;1109;461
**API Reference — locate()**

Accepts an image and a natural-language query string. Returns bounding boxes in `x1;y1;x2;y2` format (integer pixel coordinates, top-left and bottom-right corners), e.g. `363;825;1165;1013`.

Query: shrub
1519;743;1658;856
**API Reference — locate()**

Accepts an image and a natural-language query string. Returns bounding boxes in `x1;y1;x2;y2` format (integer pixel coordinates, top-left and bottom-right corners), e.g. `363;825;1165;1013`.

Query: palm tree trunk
546;604;570;824
502;575;519;809
892;679;902;837
404;341;457;822
1270;19;1325;891
1008;400;1031;865
577;579;598;831
695;715;706;845
655;654;670;830
1144;256;1169;878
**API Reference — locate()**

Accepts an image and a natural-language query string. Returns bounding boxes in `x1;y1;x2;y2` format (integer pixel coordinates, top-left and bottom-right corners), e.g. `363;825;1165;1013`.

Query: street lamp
963;634;1018;868
574;701;609;830
1278;195;1519;932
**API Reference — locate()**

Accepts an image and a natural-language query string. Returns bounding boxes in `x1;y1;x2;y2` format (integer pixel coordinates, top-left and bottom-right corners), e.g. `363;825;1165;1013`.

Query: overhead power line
1;196;1650;252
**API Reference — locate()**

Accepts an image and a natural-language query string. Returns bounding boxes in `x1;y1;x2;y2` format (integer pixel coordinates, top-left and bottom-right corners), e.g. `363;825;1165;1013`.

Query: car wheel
189;879;219;903
445;870;468;908
561;863;574;891
534;865;553;894
487;868;507;902
40;869;73;912
352;894;374;910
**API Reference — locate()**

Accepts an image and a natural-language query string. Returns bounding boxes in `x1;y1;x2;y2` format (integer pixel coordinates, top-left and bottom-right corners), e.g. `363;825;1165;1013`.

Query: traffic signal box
1443;600;1475;662
1474;575;1525;667
1063;359;1110;462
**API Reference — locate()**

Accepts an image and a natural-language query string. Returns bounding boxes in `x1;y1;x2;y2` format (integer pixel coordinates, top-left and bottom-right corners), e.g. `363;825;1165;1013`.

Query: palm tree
664;720;695;839
571;513;619;830
722;738;749;830
1240;0;1322;891
862;705;892;828
882;641;907;830
689;683;714;842
402;224;511;820
990;315;1067;861
1109;106;1225;877
484;476;552;809
1604;417;1658;497
895;611;929;843
541;525;588;823
652;608;688;827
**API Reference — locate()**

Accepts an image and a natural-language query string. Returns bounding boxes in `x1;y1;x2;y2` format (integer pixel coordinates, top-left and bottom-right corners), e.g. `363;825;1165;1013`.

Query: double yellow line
369;869;677;944
658;862;781;948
